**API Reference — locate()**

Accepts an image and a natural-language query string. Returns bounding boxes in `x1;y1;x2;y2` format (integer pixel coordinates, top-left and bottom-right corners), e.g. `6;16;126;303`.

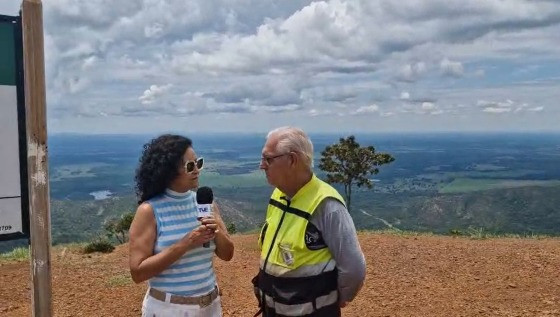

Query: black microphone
196;186;214;248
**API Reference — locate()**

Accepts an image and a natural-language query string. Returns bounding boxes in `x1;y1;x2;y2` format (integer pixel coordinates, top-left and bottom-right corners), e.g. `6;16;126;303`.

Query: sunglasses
184;157;204;173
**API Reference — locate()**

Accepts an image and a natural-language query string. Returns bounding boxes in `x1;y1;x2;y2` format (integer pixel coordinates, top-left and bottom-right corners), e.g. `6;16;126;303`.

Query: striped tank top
147;188;217;296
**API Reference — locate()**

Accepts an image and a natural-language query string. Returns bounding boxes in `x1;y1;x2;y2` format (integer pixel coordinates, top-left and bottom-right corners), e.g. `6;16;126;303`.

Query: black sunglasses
184;157;204;173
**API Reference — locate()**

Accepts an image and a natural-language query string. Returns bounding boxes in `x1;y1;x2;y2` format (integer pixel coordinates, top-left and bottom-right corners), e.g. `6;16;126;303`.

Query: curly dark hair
135;134;193;204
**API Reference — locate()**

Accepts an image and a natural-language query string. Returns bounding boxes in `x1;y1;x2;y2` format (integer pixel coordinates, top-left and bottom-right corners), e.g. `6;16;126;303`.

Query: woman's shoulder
136;202;154;214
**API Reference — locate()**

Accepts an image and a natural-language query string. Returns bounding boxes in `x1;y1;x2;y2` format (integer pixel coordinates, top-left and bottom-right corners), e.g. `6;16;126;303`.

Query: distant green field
439;179;560;193
51;163;114;181
471;164;506;171
418;169;543;181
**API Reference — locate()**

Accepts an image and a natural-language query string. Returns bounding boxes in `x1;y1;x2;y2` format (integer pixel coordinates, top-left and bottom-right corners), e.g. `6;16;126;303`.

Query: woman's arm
129;203;215;283
205;202;234;261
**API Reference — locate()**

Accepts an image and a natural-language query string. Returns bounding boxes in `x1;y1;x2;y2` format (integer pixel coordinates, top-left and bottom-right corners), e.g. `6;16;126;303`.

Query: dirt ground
1;233;559;316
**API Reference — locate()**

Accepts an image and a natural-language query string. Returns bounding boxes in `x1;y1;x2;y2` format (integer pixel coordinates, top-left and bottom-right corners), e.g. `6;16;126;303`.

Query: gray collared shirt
309;198;366;302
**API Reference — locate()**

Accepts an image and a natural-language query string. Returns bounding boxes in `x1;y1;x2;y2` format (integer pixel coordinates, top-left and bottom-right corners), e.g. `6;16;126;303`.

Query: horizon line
48;130;560;136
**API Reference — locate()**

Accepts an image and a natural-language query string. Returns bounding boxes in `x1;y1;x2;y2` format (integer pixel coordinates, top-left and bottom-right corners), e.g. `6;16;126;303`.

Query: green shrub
449;229;462;236
226;222;237;234
84;238;115;253
104;212;134;244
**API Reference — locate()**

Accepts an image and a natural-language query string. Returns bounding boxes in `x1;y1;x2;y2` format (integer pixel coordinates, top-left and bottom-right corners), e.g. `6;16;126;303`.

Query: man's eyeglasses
184;157;204;173
261;153;289;166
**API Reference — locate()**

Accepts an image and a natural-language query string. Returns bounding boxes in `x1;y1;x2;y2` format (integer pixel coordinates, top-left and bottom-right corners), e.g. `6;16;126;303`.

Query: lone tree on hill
319;136;395;211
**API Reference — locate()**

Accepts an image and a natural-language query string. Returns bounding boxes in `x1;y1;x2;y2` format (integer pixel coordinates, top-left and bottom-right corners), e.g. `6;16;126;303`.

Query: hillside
1;233;559;316
3;184;560;255
26;132;559;255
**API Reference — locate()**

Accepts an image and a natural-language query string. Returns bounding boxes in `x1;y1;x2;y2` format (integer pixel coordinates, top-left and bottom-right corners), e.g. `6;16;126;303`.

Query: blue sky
1;0;559;134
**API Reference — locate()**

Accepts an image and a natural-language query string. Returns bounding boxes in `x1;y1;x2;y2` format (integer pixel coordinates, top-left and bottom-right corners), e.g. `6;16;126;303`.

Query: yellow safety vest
253;174;345;316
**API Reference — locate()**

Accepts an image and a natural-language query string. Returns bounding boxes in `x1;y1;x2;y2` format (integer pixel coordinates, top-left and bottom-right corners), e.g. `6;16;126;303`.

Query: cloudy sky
1;0;559;134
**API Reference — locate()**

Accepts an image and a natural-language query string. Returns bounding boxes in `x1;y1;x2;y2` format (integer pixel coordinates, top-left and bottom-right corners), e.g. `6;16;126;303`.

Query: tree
104;212;134;244
319;136;395;211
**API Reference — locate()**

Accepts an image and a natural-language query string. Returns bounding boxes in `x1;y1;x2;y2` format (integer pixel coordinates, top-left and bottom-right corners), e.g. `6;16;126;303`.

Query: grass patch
363;228;435;237
361;228;559;240
0;247;29;261
106;274;132;287
447;228;558;240
61;242;89;252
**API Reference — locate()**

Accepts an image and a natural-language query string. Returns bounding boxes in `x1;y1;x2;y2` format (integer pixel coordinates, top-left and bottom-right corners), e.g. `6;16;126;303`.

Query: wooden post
21;0;52;316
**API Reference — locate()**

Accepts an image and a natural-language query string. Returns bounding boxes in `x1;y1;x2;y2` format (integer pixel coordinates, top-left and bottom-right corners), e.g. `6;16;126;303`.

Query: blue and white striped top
147;188;217;296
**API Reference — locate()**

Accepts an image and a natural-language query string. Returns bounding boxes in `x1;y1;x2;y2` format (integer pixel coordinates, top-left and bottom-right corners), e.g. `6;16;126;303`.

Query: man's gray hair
267;126;314;168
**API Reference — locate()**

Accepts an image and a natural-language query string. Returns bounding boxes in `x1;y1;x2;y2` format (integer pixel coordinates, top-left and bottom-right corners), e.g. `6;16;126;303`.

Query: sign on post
0;14;29;242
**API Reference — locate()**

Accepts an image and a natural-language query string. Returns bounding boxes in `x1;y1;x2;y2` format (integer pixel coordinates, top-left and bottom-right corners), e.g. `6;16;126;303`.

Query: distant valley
2;132;559;251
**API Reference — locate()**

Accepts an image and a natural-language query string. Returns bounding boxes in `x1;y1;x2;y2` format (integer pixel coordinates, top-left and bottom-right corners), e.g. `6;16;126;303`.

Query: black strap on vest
268;198;310;220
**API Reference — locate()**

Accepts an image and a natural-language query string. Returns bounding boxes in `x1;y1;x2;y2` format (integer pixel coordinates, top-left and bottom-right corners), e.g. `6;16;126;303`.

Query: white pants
142;291;222;317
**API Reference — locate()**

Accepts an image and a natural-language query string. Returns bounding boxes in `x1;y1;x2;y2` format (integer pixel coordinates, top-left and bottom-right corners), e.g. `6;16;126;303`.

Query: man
253;126;366;316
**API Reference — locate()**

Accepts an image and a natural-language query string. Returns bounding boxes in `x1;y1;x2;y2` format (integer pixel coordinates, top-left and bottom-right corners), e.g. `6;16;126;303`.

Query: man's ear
289;152;297;167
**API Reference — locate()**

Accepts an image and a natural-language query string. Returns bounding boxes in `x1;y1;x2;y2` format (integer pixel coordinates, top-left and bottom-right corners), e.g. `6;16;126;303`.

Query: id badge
278;242;294;266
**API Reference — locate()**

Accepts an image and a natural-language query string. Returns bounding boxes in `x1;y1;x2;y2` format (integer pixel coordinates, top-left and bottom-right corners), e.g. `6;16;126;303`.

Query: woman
129;134;234;317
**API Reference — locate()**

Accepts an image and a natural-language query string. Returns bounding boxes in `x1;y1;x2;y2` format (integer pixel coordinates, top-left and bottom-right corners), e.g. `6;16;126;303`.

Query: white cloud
477;99;544;114
261;104;302;113
139;84;172;105
397;62;427;82
420;102;444;115
1;0;557;132
82;56;98;70
422;102;436;111
351;104;380;115
163;0;560;76
144;23;165;38
478;99;514;108
400;91;410;100
440;58;464;77
527;106;544;112
483;107;512;113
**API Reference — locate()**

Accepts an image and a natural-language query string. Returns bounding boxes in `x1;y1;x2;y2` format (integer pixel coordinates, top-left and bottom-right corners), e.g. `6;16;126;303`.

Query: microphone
196;186;213;248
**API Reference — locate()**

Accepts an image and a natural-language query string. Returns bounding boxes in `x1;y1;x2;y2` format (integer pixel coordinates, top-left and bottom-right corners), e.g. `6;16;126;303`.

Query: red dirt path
1;233;559;316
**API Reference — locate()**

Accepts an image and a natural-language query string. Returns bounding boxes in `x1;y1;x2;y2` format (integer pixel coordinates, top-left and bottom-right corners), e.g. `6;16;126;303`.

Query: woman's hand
200;216;220;232
182;224;216;248
209;203;235;261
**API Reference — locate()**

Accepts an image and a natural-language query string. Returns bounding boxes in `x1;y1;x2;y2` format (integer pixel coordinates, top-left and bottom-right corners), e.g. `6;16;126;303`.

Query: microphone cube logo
197;204;212;219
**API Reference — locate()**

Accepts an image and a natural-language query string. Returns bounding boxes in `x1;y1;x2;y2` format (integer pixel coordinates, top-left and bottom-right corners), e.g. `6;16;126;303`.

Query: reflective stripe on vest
263;290;338;316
